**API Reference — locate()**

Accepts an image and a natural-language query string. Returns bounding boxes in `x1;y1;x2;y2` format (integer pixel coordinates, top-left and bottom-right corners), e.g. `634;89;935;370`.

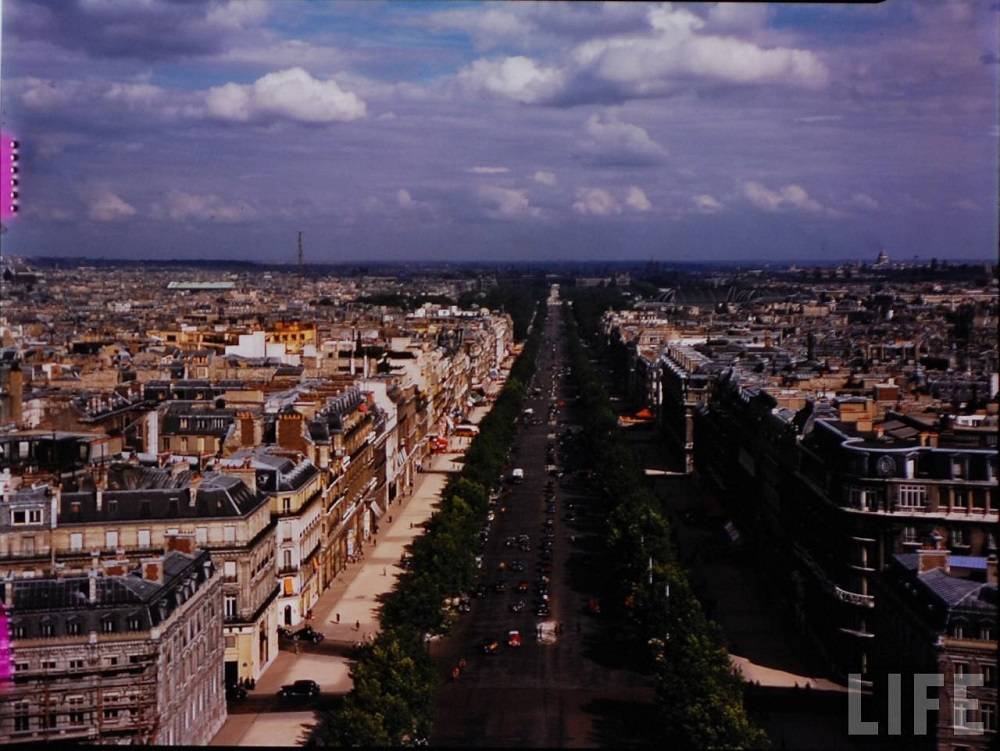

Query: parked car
293;626;325;643
534;604;551;617
509;600;526;613
226;684;248;702
493;581;507;593
510;560;525;572
516;580;530;593
278;680;320;698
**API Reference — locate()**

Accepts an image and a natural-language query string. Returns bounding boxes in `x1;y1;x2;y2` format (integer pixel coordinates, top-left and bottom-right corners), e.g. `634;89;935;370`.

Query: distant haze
1;1;997;262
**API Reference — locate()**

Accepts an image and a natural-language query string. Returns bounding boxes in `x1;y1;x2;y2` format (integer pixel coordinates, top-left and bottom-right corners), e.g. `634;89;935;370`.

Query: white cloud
204;0;270;30
744;181;824;213
154;191;250;222
625;186;652;212
952;198;981;212
693;194;723;213
457;56;565;104
397;189;415;208
205;67;366;123
533;170;558;186
468;166;510;174
579;112;668;166
849;192;880;211
88;190;136;222
572;187;621;216
478;185;541;218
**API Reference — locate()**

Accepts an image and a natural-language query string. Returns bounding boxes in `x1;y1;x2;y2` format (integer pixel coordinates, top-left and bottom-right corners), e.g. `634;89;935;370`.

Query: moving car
516;580;530;593
480;638;500;655
293;626;325;643
278;680;320;698
509;600;526;613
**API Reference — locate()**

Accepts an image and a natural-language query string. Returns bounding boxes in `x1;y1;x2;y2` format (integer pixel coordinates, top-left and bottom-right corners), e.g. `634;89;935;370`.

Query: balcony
834;586;874;608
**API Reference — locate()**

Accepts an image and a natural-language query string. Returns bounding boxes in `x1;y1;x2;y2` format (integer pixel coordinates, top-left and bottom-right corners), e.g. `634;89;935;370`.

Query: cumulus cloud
952;198;982;212
397;189;416;208
457;56;565;104
744;181;824;213
573;187;621;216
152;191;250;222
453;4;828;106
88;190;136;222
478;185;541;218
849;192;880;211
693;194;723;213
533;170;558;186
578;112;668;166
625;186;652;211
468;166;510;174
205;67;366;123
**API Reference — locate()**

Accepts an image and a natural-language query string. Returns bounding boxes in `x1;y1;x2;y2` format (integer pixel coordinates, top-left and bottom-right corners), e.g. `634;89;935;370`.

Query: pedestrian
382;567;387;576
355;620;361;631
336;612;341;623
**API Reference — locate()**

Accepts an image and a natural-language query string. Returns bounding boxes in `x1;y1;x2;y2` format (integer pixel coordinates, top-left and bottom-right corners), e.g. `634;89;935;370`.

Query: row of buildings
603;262;997;748
0;264;514;745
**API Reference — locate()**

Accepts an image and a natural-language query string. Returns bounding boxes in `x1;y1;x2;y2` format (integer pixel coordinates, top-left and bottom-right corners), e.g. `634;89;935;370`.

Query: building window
103;708;119;721
283;498;291;514
954;662;968;678
127;616;142;632
12;624;26;639
224;526;236;544
224;635;236;649
224;596;237;619
196;527;208;545
67;621;81;636
13;703;29;732
954;700;970;729
952;624;965;639
40;623;54;638
105;530;119;550
898;485;926;509
283;549;292;570
11;509;42;525
903;526;919;545
102;619;116;634
69;658;84;669
224;560;237;582
971;490;987;512
138;529;151;548
68;696;85;725
70;532;83;552
951;528;967;548
983;665;996;688
982;626;994;642
983;702;996;732
41;659;56;670
848;487;870;510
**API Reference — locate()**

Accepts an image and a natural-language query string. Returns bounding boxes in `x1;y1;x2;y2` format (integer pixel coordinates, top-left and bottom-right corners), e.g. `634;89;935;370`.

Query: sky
0;0;997;264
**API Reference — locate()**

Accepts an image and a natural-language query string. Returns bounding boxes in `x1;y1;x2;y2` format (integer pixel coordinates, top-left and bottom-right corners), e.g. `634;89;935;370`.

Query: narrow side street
210;409;489;747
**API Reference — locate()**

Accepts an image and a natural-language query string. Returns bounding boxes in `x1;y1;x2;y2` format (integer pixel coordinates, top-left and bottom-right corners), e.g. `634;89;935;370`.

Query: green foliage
562;295;767;750
314;296;548;746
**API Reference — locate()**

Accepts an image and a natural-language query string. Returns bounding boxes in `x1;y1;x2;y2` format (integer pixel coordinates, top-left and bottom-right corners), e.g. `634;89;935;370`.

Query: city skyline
1;0;998;262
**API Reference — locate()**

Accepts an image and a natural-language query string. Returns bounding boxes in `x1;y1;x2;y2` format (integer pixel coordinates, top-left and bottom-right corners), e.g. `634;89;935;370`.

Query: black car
510;560;525;572
293;626;325;643
472;585;488;598
493;580;507;593
535;605;551;617
226;684;248;702
278;680;320;698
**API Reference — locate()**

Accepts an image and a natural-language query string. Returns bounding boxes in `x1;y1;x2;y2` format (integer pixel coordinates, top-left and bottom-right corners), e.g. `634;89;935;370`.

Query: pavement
210;406;491;747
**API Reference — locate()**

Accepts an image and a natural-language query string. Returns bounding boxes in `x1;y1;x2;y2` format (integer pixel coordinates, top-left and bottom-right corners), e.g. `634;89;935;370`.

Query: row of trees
458;279;548;341
562;300;767;750
314;299;548;747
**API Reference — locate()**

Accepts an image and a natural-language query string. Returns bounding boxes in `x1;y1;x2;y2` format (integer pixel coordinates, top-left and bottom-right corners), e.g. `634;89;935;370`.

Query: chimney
987;555;997;587
239;412;256;447
917;532;949;574
141;557;164;584
102;558;129;576
88;569;98;603
165;532;197;555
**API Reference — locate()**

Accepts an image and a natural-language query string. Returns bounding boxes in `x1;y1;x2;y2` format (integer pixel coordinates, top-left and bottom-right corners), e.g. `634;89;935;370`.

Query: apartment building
0;544;225;746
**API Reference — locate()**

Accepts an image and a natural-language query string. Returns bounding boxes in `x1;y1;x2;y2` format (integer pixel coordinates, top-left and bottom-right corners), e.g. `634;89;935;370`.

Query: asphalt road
430;303;655;748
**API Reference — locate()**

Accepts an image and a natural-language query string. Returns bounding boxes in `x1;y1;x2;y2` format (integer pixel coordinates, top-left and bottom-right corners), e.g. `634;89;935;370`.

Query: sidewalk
211;405;490;746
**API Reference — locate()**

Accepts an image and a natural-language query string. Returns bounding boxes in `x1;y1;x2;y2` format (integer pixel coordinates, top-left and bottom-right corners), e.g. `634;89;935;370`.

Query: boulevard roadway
430;296;656;748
